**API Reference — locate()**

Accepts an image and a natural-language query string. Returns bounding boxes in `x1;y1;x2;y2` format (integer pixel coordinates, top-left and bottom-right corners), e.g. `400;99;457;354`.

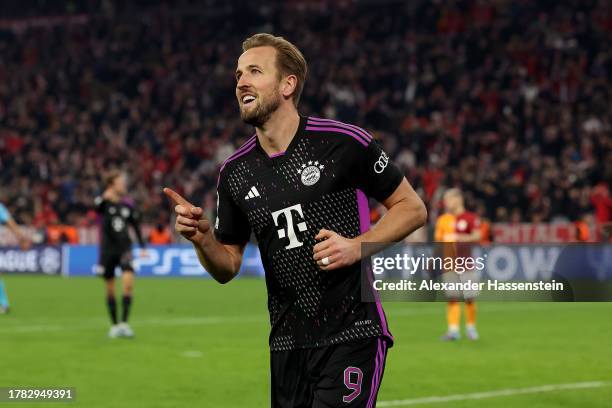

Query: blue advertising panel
63;244;265;278
0;246;62;275
57;243;612;286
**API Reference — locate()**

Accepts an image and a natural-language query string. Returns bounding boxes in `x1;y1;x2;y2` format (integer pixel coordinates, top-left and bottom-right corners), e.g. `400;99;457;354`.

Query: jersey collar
255;115;307;165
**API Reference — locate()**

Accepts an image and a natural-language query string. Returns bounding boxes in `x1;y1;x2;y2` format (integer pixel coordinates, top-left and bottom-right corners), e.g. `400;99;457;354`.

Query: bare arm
163;188;245;283
128;210;147;249
313;178;427;270
194;235;245;284
5;218;31;250
357;178;427;256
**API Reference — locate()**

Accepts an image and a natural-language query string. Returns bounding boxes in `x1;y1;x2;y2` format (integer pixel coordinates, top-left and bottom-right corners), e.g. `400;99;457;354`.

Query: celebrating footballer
164;33;426;407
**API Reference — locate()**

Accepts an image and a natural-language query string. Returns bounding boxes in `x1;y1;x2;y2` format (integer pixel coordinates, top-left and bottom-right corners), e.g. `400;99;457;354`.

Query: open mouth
242;95;256;105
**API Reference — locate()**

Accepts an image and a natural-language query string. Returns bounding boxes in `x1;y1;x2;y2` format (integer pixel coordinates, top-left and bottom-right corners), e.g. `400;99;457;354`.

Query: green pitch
1;275;611;407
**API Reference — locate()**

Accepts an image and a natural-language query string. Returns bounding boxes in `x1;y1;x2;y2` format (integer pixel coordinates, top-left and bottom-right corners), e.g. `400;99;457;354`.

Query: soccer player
0;201;31;314
164;33;427;407
95;171;146;338
436;188;481;341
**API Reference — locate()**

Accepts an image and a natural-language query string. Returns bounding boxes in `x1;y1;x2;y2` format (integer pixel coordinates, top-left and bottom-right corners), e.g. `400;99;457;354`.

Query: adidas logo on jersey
244;186;261;200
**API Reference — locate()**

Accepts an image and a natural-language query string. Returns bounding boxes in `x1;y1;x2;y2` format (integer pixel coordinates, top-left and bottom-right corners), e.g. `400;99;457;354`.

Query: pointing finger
163;187;193;208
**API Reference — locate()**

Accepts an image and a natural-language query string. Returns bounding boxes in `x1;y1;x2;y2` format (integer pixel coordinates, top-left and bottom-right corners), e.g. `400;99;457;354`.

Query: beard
240;92;282;127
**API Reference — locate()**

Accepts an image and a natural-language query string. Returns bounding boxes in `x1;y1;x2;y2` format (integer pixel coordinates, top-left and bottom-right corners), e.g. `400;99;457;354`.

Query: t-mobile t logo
271;204;307;249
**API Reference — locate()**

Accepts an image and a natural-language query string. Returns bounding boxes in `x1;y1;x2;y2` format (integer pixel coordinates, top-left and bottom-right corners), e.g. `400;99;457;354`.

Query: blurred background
1;2;611;407
1;0;610;247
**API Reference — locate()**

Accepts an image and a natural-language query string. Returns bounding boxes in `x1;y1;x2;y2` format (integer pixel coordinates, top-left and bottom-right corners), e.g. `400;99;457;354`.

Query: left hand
313;229;361;271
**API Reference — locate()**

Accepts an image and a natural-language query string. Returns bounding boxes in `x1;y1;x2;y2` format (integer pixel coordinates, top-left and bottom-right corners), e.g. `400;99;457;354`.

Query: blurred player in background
0;202;31;314
165;33;427;407
95;171;146;338
435;188;481;341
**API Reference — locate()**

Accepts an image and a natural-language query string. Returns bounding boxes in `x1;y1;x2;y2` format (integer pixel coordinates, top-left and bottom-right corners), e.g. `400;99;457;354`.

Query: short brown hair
242;33;308;106
103;169;123;188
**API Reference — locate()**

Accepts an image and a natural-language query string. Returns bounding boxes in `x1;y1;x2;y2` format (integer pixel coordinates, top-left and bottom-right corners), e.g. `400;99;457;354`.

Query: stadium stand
0;0;610;240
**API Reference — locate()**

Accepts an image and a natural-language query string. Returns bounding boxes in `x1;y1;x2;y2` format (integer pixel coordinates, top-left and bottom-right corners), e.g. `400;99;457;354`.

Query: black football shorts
271;336;389;407
99;250;134;280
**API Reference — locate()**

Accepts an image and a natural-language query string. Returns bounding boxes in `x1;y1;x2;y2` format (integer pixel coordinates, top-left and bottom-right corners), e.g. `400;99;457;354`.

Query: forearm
356;200;427;258
6;220;27;242
192;233;242;284
163;187;244;283
132;224;146;248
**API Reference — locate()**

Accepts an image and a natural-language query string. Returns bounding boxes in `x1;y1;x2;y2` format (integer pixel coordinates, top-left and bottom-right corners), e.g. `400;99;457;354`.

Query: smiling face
235;46;283;127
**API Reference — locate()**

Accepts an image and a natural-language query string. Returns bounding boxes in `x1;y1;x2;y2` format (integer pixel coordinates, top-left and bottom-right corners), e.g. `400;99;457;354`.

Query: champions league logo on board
298;161;325;186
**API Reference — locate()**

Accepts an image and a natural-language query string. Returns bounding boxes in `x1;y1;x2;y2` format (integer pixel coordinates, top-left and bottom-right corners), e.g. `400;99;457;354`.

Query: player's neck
255;106;300;156
105;189;121;203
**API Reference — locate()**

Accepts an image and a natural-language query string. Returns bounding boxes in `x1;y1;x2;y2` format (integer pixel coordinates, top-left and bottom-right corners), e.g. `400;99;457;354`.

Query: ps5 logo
271;204;307;249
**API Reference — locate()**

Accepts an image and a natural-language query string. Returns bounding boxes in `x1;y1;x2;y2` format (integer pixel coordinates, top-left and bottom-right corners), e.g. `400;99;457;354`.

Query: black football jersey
215;116;403;351
95;197;145;254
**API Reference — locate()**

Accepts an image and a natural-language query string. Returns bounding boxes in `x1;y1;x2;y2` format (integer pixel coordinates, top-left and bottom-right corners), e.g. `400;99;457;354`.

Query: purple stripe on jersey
217;140;256;187
308;117;373;142
226;135;257;161
366;339;382;408
356;189;394;342
305;125;369;147
372;340;387;407
220;141;255;173
370;339;388;408
308;117;373;141
378;342;388;389
219;136;256;172
356;189;370;233
366;340;380;408
268;151;285;158
306;120;371;145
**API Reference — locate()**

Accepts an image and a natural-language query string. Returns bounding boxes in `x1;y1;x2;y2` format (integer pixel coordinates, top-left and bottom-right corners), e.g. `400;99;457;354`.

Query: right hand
163;188;211;245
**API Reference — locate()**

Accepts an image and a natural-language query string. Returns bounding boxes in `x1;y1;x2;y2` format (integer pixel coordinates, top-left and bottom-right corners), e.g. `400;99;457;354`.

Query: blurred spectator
0;0;610;232
590;183;612;224
46;224;79;244
149;223;173;245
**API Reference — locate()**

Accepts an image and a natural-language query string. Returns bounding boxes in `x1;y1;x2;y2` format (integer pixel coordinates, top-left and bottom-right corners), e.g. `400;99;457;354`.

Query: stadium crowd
0;0;610;240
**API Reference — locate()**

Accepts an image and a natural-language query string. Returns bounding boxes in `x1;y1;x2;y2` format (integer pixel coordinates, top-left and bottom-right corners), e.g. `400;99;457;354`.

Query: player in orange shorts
434;189;481;340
